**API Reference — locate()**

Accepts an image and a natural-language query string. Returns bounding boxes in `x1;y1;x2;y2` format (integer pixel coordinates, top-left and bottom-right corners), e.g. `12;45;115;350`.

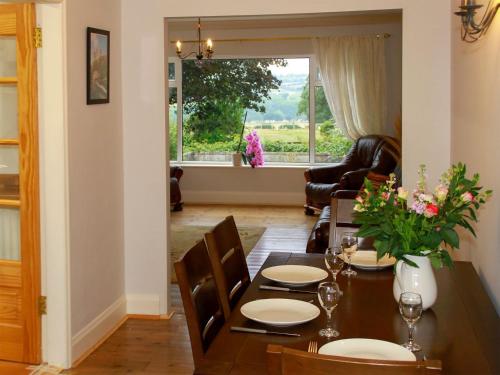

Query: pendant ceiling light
175;18;214;60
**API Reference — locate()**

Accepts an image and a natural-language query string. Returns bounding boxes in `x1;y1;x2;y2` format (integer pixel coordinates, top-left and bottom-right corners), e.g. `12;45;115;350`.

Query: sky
269;58;309;76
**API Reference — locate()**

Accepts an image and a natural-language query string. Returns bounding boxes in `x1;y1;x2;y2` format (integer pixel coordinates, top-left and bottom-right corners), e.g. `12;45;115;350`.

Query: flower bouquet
353;163;492;269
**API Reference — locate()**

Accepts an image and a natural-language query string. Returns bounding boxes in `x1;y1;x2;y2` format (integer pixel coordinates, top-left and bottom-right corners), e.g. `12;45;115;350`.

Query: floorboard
65;204;316;374
0;362;30;375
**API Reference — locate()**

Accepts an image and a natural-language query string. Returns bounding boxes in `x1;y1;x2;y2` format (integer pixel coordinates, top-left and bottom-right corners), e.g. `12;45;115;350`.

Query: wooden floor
64;204;316;375
0;361;30;375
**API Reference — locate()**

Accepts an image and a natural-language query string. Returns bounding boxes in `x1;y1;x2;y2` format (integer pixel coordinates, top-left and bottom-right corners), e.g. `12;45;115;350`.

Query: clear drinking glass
340;232;358;277
324;246;344;281
399;292;423;352
317;281;341;338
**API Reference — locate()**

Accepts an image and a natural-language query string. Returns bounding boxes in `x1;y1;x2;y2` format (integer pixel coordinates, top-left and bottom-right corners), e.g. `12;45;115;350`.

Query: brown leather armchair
304;135;399;214
170;166;183;211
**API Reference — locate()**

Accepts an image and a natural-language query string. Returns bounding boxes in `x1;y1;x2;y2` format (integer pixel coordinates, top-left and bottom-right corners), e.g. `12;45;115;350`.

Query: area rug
170;224;266;283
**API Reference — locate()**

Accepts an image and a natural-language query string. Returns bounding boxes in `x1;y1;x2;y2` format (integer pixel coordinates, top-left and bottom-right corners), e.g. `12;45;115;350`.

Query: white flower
353;204;366;212
397;187;409;200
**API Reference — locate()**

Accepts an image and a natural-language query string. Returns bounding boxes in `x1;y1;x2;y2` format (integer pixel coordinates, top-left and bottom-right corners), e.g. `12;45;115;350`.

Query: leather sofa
304;135;399;214
170;166;184;211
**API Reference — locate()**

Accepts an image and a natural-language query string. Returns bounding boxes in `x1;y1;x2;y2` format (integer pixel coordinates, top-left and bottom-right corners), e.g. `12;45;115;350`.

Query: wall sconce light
455;0;499;42
176;18;214;60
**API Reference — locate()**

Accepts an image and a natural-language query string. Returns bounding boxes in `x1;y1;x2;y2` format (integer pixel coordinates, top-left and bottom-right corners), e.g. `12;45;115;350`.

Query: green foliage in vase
353;164;492;269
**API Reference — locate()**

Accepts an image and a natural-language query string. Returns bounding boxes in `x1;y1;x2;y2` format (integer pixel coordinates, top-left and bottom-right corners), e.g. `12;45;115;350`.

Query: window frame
168;54;340;166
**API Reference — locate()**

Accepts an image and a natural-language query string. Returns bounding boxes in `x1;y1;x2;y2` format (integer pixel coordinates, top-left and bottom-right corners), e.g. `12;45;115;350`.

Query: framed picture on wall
86;27;110;104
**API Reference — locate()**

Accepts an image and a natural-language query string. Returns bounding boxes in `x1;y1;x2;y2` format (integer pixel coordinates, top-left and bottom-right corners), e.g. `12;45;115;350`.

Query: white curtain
313;36;387;139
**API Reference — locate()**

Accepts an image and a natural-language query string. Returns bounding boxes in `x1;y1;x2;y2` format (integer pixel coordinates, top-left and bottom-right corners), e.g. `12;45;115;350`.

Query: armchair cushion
305;182;342;208
305;164;350;184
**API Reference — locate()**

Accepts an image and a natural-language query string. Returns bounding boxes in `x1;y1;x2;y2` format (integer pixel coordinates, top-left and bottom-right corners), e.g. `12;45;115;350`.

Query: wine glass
399;292;423;352
317;282;341;338
324;246;344;281
340;232;358;277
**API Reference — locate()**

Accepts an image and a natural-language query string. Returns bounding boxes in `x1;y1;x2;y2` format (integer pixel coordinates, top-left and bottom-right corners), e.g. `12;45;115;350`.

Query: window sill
170;162;324;169
170;162;343;170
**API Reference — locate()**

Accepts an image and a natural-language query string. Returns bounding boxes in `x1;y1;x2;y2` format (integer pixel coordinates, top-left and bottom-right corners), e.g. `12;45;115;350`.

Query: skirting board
71;295;127;366
126;293;161;315
183;190;304;206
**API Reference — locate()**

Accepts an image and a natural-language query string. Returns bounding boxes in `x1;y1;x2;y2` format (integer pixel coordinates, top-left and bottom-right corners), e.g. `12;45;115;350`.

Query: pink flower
461;192;474;203
245;130;264;168
411;201;426;215
381;192;390;201
355;196;363;204
424;203;439;218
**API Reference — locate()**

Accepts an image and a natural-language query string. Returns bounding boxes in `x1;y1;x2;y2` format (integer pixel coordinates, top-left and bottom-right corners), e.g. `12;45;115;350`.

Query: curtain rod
169;33;391;44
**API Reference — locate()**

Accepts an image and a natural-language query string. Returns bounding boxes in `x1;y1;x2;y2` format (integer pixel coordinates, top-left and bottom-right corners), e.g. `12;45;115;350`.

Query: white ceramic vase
393;254;437;310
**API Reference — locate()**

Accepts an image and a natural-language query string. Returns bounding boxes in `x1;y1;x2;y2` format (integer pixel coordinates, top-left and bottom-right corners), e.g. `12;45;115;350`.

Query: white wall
452;0;500;313
65;0;126;362
181;166;306;205
121;1;170;315
121;0;453;316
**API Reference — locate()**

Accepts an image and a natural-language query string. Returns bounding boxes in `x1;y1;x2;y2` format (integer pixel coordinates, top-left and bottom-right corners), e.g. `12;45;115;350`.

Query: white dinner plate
341;250;396;271
261;265;328;286
318;338;416;361
240;298;320;327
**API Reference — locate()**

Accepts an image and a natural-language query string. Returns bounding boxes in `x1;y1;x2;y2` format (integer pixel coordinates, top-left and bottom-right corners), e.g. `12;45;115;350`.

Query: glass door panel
0;145;19;173
0;207;20;260
0;84;18;138
0;36;16;76
0;146;19;199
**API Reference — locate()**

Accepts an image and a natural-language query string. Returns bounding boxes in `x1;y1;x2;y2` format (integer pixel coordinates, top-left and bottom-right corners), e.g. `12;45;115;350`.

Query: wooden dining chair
328;190;360;248
205;216;251;319
267;345;442;375
174;240;225;368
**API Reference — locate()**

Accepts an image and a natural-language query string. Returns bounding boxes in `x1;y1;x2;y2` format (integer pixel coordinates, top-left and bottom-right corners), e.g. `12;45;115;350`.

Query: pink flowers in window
244;130;264;168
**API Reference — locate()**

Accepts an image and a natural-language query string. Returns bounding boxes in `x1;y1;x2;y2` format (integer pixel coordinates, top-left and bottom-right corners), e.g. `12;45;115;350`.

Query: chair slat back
328;197;359;248
267;345;442;375
205;216;251;319
174;240;225;368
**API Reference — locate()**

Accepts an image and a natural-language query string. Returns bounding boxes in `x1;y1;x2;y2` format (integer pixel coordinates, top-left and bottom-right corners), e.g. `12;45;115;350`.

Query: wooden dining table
196;252;500;375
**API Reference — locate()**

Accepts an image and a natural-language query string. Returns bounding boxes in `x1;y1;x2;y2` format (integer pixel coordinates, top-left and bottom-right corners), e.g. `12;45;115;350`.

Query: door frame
36;1;72;368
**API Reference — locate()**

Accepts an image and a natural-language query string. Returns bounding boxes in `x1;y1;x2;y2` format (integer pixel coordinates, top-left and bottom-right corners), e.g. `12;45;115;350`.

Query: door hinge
39;296;47;315
34;27;42;48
